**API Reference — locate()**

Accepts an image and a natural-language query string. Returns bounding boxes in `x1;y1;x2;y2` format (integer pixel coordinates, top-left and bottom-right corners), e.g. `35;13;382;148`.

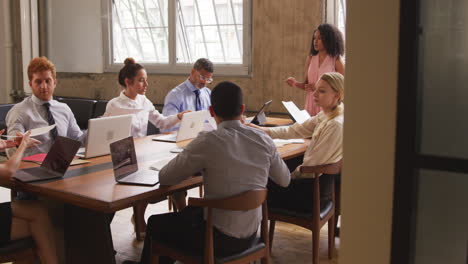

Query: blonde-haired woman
249;72;344;213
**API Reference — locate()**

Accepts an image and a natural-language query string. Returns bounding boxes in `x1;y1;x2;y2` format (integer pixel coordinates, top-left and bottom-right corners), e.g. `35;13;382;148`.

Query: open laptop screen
109;136;138;179
250;100;272;125
41;136;81;175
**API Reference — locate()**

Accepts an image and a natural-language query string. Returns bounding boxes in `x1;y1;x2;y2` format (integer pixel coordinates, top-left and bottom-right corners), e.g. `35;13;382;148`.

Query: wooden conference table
7;117;307;264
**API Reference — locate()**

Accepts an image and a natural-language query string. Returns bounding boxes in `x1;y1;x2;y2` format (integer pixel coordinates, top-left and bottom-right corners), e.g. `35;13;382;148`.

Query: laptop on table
14;136;81;182
248;100;273;126
152;110;213;143
110;136;159;186
76;114;133;159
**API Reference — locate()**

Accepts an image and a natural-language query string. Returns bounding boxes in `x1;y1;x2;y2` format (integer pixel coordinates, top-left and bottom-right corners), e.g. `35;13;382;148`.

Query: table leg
65;205;116;264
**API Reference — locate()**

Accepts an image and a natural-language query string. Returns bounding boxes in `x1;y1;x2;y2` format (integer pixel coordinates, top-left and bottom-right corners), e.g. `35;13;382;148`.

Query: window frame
101;0;252;76
323;0;346;33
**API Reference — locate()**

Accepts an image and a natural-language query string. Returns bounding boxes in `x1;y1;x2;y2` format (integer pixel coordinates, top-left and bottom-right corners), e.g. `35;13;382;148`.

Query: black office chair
56;97;97;129
153;103;164;112
148;104;163;135
0;104;15;132
147;122;160;135
92;100;108;118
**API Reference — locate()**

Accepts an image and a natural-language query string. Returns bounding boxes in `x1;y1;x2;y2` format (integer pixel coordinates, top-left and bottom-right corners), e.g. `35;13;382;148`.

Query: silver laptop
13;136;81;182
76;114;133;159
110;136;159;186
152;110;213;143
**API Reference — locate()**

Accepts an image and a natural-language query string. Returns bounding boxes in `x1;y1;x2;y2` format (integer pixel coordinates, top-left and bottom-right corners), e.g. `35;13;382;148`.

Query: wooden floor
111;188;340;264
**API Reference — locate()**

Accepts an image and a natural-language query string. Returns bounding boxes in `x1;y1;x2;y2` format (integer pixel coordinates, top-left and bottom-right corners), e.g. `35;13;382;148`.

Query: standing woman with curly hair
286;23;345;116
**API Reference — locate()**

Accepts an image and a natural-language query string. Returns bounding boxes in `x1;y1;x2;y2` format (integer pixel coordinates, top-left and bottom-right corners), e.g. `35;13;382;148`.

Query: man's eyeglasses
198;72;213;84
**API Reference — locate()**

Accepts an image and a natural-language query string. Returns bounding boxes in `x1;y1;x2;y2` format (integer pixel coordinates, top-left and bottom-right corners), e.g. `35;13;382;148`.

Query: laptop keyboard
123;170;157;181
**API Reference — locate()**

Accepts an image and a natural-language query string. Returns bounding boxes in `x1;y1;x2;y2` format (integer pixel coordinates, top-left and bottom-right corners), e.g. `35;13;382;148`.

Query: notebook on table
110;136;159;186
13;136;81;182
76;114;133;159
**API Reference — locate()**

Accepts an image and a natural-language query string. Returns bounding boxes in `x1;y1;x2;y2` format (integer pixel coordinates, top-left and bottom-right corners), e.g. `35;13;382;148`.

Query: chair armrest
299;159;342;175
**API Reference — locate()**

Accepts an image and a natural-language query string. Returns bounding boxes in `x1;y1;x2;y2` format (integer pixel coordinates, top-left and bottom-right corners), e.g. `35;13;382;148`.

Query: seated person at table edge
0;130;59;264
103;57;188;138
161;58;213;132
249;72;344;213
6;56;85;156
123;81;290;264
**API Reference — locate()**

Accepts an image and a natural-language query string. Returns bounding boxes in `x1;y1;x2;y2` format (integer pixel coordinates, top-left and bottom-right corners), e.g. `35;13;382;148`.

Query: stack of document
273;138;305;147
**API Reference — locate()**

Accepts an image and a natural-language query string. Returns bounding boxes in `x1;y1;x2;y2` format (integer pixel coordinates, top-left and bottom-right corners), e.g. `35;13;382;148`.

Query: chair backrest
188;189;267;211
188;189;269;264
92;100;108;118
0;104;15;132
299;159;343;175
56;97;97;129
147;121;160;135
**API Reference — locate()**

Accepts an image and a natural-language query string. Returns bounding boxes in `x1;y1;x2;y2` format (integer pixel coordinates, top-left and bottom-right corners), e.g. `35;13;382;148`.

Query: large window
325;0;346;39
105;0;250;75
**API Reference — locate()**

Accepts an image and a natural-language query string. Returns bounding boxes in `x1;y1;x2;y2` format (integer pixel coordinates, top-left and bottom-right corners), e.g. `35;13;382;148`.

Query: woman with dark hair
103;58;189;137
0;130;58;264
286;23;345;116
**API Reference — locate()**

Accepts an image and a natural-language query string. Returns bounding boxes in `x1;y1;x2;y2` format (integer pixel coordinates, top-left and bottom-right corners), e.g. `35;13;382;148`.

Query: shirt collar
217;120;242;129
31;94;56;106
119;90;143;103
184;79;199;93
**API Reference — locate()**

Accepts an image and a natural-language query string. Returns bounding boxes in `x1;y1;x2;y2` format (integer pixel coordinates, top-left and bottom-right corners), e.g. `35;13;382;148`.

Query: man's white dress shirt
6;95;85;156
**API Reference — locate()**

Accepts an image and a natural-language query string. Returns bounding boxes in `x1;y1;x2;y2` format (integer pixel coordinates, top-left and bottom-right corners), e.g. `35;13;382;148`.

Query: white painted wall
47;0;103;73
340;0;400;263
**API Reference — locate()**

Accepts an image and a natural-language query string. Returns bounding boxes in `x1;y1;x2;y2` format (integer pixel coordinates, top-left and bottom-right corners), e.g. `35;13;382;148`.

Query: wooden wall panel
53;0;323;113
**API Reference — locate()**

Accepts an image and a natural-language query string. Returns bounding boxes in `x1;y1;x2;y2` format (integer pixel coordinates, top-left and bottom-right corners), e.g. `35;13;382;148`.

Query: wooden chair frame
0;237;36;263
133;185;204;241
150;189;270;264
269;160;342;264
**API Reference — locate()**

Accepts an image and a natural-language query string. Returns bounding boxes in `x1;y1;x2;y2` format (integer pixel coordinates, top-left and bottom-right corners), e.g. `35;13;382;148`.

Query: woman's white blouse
103;91;179;138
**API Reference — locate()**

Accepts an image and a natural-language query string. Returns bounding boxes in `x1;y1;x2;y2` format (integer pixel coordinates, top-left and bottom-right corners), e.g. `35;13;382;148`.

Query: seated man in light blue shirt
123;81;290;264
161;58;213;132
6;57;85;156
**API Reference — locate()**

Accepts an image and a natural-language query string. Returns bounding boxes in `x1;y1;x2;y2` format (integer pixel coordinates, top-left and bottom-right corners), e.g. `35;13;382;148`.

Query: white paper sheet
282;101;310;124
273;138;305;147
149;156;176;171
1;124;57;138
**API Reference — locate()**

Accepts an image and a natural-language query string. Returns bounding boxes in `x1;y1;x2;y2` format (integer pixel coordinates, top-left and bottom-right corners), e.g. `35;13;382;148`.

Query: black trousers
139;206;257;264
268;155;337;213
0;202;12;246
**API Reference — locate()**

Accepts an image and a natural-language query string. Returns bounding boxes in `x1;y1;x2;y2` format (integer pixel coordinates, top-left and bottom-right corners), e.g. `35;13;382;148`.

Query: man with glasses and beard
162;58;214;132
